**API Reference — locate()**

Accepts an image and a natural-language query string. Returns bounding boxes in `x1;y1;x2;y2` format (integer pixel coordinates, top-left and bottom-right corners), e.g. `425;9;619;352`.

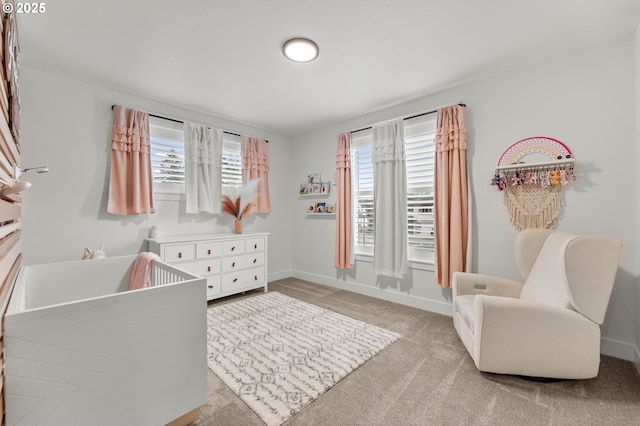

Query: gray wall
289;35;638;361
19;67;293;279
19;34;639;363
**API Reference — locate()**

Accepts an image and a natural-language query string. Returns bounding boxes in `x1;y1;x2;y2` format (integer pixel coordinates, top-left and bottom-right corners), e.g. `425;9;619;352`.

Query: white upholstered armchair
452;229;622;379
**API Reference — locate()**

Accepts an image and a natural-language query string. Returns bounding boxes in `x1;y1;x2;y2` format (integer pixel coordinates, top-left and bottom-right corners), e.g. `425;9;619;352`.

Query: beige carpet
195;278;640;426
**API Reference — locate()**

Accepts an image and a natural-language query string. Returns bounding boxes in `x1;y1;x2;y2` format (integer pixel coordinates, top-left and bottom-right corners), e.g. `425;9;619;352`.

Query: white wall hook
14;165;49;180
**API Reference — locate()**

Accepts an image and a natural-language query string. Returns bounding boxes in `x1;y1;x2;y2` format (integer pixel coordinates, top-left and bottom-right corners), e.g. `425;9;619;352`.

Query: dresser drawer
178;258;221;276
221;267;265;293
196;241;221;259
222;252;265;273
206;275;221;299
163;244;195;263
245;237;265;253
222;240;245;256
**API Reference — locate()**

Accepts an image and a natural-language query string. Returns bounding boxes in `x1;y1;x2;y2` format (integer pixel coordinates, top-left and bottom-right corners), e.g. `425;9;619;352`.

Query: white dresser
147;232;268;301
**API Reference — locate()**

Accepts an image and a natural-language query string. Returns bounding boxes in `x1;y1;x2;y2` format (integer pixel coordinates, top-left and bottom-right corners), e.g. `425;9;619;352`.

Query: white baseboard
268;269;292;282
291;269;453;317
600;337;637;363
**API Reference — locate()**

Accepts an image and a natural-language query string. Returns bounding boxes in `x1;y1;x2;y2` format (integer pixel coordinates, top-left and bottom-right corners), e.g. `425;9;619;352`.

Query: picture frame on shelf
299;184;309;195
307;173;321;185
321;182;330;194
315;202;326;214
310;183;321;194
326;203;334;213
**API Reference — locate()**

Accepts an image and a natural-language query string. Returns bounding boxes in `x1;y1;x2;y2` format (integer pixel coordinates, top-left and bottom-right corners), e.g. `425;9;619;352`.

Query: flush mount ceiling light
282;38;319;63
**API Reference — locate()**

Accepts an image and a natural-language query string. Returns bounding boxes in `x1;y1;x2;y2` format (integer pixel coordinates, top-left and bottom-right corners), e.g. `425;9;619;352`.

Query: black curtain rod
350;103;466;134
111;105;267;142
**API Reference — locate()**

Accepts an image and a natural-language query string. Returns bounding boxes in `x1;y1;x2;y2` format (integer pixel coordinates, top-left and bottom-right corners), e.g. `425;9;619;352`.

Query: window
404;115;437;261
150;116;185;195
221;135;243;190
351;131;375;255
351;114;437;263
149;116;243;197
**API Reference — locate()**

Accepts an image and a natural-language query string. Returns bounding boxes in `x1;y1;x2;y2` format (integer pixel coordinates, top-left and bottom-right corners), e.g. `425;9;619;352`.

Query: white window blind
222;135;242;189
150;117;185;186
148;116;243;196
350;114;437;263
352;131;374;254
405;115;437;260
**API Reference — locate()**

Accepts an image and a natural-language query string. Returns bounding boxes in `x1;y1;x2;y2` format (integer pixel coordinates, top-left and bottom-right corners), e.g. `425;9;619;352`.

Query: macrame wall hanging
491;136;576;230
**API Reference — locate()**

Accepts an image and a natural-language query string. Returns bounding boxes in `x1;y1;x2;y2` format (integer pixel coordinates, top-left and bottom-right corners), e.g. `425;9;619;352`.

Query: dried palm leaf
239;202;255;219
221;195;240;218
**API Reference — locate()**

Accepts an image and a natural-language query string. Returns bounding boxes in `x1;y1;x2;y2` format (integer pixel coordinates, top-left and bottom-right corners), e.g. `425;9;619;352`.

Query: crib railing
5;256;207;426
151;260;196;287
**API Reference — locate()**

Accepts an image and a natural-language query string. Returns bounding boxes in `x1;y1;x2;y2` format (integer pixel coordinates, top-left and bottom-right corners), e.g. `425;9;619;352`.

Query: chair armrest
476;295;596;331
473;295;600;378
452;272;524;298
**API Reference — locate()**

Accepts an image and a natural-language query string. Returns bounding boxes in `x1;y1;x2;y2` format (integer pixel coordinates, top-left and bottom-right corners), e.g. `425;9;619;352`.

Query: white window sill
154;192;185;202
153;181;185;201
354;253;435;272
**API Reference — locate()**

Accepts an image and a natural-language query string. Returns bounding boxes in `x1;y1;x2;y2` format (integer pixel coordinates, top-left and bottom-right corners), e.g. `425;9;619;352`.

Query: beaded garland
491;165;576;191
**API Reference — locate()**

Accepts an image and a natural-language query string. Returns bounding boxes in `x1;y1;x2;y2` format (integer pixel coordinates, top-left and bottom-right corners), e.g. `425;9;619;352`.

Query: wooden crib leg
166;408;200;426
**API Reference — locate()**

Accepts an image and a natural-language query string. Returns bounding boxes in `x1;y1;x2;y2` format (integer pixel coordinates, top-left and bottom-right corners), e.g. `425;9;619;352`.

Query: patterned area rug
206;292;401;426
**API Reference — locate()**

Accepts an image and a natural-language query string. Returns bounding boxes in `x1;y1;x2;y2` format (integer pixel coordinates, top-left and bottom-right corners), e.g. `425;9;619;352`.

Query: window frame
150;116;185;199
148;117;243;201
350;114;437;266
221;134;243;190
404;115;437;264
351;130;375;256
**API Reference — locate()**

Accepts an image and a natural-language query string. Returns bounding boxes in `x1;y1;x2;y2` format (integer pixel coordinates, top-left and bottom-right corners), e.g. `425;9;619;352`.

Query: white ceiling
17;0;639;136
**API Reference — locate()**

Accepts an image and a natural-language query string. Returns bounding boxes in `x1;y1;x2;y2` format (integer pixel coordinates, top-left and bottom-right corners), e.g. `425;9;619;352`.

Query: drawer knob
253;258;257;264
231;246;236;251
178;252;182;258
207;266;211;272
254;275;258;281
233;278;238;283
208;285;213;289
207;249;211;255
254;244;257;249
232;262;236;267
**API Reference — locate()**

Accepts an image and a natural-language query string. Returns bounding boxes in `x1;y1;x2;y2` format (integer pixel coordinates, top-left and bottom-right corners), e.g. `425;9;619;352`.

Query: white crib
4;255;208;426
